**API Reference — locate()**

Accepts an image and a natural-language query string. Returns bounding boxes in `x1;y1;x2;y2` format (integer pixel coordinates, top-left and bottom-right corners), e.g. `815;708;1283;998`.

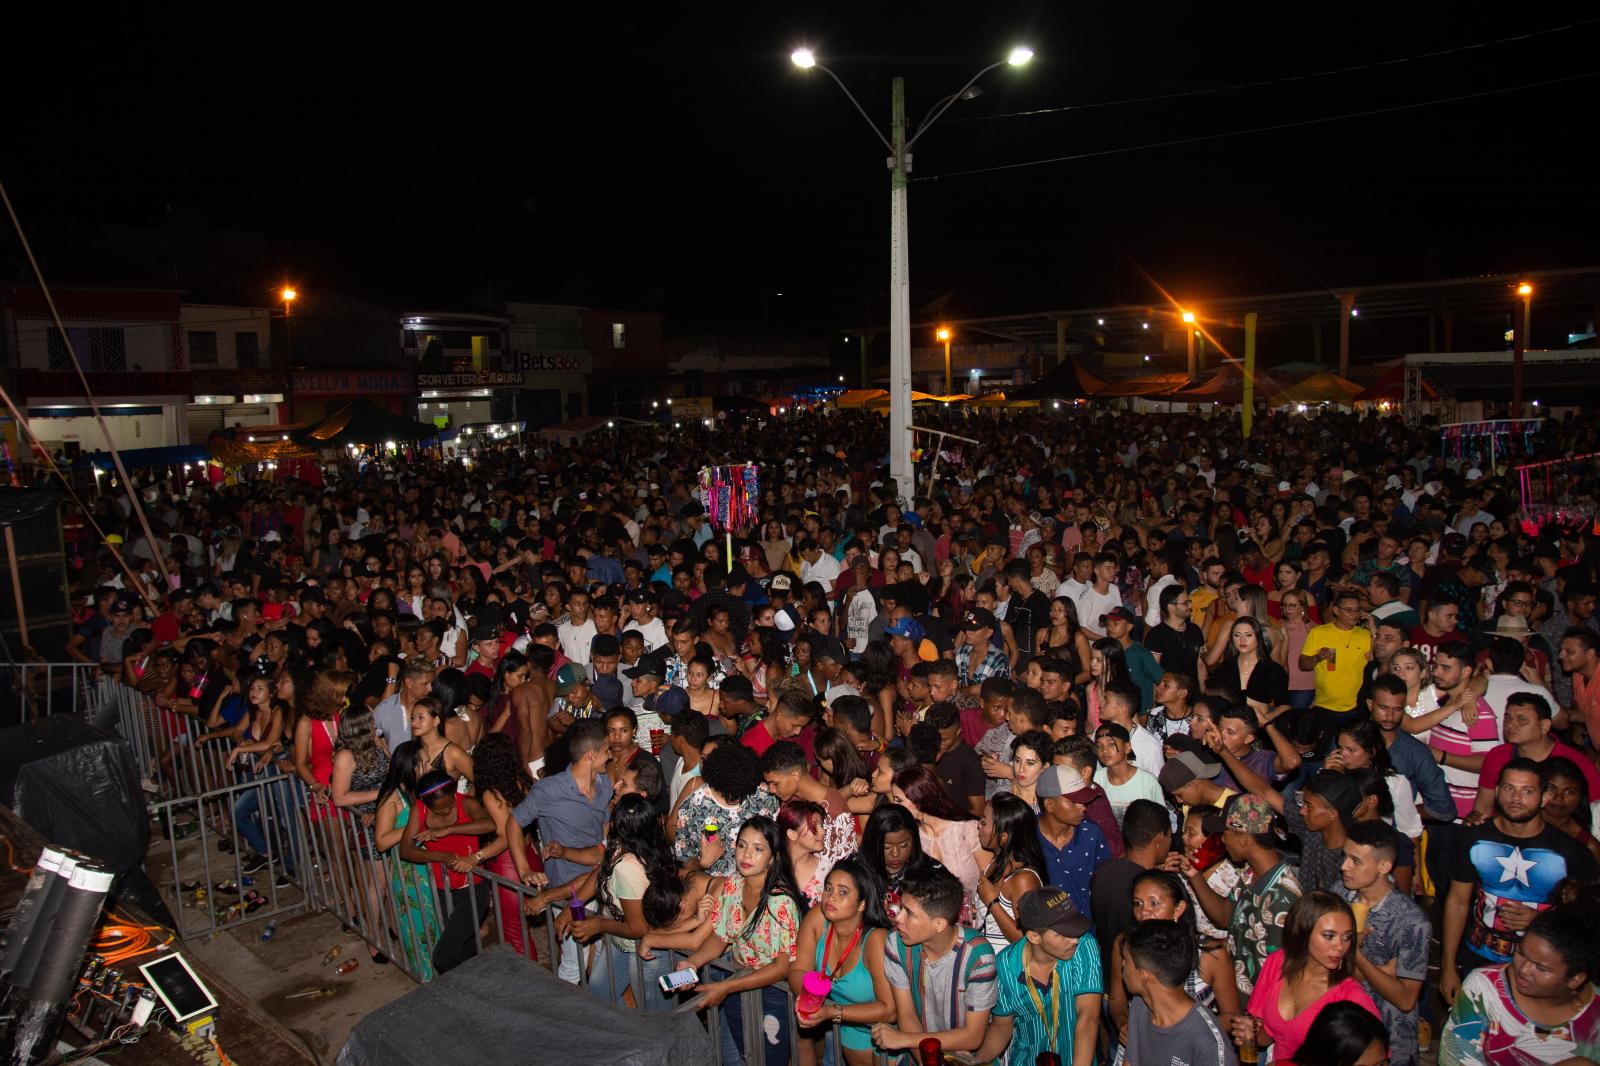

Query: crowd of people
63;404;1600;1065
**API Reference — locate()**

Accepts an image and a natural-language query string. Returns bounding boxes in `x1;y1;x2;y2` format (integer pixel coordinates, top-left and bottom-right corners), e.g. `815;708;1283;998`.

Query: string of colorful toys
697;463;760;572
1439;419;1542;467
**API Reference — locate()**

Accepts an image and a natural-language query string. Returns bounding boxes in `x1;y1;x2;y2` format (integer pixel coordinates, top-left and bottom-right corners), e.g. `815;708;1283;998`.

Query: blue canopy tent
74;444;210;471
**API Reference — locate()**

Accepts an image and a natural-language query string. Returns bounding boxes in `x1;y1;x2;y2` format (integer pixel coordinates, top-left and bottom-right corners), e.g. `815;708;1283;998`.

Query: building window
47;327;69;370
611;322;626;349
188;330;218;366
90;327;126;371
235;331;260;368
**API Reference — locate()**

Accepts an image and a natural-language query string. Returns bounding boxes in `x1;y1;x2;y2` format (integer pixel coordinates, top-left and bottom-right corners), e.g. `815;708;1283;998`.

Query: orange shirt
1573;667;1600;740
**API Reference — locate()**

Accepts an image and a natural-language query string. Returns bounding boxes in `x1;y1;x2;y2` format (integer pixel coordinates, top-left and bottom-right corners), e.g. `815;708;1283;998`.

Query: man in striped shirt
1426;640;1503;819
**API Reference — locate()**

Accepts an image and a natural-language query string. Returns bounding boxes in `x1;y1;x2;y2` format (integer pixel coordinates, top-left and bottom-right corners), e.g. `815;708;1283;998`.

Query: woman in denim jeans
208;674;284;873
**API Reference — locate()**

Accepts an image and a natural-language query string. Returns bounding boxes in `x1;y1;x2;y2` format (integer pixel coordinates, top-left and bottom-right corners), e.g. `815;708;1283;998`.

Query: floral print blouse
710;875;801;970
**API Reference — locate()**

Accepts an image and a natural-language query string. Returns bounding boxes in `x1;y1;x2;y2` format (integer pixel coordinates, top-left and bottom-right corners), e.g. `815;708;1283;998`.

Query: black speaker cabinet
0;489;71;663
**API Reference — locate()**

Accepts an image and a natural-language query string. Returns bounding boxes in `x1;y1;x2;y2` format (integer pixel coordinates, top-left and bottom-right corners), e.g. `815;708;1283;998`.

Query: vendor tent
834;389;887;410
295;398;437;448
1356;364;1438;403
1171;364;1290;404
1269;371;1364;407
1011;361;1092;401
206;428;317;467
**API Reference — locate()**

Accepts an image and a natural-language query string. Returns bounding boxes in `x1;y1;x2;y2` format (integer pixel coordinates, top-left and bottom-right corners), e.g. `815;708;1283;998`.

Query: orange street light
1516;282;1533;297
1180;310;1196;323
936;326;953;394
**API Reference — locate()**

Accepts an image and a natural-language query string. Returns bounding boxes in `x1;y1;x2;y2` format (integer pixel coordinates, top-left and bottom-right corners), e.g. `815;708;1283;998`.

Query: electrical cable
947;17;1600;123
914;70;1600;182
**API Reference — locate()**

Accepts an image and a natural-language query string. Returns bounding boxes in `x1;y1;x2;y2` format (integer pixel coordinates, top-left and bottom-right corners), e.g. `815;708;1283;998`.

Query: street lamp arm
816;63;894;153
906;60;1003;149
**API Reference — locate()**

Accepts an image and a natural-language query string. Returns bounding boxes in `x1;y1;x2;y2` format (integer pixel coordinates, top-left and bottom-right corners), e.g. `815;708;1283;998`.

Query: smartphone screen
658;968;697;993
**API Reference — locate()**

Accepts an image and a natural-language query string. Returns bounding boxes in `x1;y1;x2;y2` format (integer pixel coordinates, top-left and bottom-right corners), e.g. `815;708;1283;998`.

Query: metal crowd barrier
28;670;873;1065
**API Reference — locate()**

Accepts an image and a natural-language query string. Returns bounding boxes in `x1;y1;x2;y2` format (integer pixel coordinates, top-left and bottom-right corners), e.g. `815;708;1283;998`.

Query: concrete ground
181;907;416;1065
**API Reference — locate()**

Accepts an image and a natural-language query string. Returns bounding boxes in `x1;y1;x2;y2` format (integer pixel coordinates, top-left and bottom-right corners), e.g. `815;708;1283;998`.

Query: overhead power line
914;71;1600;183
947;18;1600;124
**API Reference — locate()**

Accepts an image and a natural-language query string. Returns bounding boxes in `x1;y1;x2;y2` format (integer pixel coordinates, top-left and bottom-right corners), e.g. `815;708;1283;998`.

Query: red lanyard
823;922;863;981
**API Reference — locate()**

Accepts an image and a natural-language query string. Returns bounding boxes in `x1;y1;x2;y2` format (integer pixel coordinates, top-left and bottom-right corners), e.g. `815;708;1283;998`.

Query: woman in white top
973;793;1044;952
1391;648;1439;741
1325;717;1425;841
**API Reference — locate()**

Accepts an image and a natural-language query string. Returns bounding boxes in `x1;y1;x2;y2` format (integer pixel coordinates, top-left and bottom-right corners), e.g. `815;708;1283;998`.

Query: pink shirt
1477;738;1600;798
1247;950;1380;1064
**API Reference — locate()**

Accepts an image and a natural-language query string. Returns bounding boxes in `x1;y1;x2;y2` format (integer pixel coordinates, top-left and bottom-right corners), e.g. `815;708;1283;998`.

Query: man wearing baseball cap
1035;766;1112;921
1180;794;1301;996
984;886;1103;1066
956;608;1011;696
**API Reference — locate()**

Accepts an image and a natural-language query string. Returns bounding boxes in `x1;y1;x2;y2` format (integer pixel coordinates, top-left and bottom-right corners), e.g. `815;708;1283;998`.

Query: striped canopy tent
1269;371;1364;407
1170;363;1291;404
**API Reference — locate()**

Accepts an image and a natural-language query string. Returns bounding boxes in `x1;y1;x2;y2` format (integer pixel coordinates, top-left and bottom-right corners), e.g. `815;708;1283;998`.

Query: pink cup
796;970;833;1016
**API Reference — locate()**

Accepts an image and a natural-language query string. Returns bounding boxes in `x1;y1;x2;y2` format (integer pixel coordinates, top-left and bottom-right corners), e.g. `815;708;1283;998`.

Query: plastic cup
796;971;832;1016
1350;899;1370;933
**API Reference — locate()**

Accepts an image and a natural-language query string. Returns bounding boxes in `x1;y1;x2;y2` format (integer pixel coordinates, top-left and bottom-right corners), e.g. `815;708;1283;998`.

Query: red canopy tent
1355;364;1438;403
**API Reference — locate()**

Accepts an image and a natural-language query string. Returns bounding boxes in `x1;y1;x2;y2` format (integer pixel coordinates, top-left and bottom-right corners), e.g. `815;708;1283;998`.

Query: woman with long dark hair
1036;596;1092;686
540;792;683;1008
859;802;927;918
331;702;393;963
469;732;542;959
1237;890;1380;1063
788;858;896;1066
665;816;803;1066
407;695;475;784
374;740;440;978
431;667;484;755
974;792;1044;951
1328;717;1423;842
1086;637;1134;731
891;764;982;902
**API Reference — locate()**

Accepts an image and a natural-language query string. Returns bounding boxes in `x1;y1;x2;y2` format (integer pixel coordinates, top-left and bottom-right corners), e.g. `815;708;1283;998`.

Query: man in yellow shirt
1297;589;1372;748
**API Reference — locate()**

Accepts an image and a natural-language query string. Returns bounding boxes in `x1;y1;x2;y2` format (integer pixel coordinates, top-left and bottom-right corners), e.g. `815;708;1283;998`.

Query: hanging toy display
697;464;761;572
1439;419;1542;467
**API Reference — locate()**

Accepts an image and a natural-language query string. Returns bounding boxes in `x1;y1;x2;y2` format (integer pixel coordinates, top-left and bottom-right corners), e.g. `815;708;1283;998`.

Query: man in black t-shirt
929;701;985;816
1003;561;1052;660
1440;758;1599;1003
1143;584;1205;683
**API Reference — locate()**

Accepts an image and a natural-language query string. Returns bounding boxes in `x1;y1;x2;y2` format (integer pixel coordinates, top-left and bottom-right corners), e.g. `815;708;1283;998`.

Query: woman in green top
373;741;440;979
789;858;896;1065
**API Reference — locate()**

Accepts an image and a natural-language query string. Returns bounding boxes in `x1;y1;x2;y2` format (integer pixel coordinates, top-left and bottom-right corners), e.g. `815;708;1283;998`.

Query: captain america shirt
1449;820;1598;965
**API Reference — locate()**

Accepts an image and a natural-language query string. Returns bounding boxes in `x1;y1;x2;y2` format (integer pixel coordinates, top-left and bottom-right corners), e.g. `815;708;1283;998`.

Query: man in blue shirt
1034;766;1112;923
1366;674;1456;823
510;719;613;983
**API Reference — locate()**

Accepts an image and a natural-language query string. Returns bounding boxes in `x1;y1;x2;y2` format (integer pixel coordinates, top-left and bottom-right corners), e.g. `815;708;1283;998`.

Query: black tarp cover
338;946;715;1066
0;715;147;873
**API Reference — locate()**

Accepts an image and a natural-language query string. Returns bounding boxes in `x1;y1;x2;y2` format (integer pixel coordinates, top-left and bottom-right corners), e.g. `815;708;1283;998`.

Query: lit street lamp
1513;282;1533;413
792;44;1032;501
936;326;952;394
281;286;298;367
1180;310;1197;380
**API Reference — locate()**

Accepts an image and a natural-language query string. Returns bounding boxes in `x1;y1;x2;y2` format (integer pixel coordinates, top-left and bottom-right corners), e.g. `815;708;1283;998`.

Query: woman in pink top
889;765;983;915
1236;890;1380;1065
1280;589;1318;711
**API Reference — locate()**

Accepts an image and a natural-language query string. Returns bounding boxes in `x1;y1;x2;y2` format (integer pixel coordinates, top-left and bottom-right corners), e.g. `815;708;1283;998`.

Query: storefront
415;370;522;431
187;368;290;440
512;350;590;428
290;369;415;423
20;370;191;456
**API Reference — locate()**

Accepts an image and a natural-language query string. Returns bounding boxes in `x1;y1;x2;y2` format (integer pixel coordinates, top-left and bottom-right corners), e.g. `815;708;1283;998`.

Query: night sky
4;8;1598;333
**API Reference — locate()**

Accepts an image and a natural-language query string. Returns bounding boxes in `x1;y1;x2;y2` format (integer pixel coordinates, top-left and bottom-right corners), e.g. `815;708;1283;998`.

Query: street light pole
792;45;1031;506
889;77;913;500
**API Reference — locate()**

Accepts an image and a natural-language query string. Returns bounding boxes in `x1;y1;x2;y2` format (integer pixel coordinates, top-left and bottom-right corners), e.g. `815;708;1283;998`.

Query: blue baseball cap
884;617;925;642
646;686;690;718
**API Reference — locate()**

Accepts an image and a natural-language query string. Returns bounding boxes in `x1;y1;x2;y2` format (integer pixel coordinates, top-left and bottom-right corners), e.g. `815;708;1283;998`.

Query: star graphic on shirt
1494;846;1536;887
